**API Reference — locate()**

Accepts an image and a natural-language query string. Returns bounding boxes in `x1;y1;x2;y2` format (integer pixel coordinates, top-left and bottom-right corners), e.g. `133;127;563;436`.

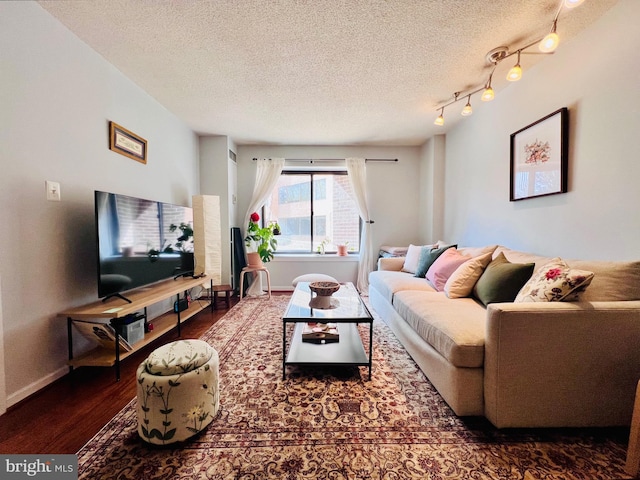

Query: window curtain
243;158;285;295
346;157;374;294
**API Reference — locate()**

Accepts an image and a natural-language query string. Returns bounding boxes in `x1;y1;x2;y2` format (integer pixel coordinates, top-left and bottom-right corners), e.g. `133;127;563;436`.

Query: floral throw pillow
515;258;595;303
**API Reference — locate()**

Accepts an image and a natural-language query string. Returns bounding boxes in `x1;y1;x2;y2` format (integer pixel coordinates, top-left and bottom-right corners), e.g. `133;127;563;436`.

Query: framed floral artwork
510;108;568;201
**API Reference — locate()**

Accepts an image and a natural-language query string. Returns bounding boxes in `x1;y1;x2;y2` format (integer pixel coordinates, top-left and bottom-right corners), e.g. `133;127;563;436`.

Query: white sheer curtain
243;158;285;295
346;157;374;294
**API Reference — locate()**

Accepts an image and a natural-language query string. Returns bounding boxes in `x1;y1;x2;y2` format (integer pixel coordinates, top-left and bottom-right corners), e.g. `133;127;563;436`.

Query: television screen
95;191;193;299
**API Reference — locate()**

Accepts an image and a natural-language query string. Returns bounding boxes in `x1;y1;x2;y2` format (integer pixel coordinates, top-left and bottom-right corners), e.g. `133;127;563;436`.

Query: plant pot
247;252;263;268
337;245;348;256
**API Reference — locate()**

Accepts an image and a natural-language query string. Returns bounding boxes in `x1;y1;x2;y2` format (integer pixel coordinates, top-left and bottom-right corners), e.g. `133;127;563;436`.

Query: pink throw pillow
426;248;471;291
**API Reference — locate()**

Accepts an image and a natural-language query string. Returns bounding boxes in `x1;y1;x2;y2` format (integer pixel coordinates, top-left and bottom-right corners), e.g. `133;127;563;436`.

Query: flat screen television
95;190;193;300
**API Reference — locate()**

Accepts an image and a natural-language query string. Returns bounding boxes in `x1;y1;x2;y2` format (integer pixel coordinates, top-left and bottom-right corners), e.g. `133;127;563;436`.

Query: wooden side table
211;284;234;309
239;266;271;300
626;380;640;476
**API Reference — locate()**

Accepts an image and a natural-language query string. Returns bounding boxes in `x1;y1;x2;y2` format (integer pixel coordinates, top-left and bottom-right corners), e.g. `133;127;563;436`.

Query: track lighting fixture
433;0;584;125
539;19;559;53
564;0;585;8
507;50;522;81
481;74;495;102
461;95;473;116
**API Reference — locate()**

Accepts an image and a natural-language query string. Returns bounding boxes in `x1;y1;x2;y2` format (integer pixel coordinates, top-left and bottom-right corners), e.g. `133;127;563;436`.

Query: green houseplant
245;212;277;264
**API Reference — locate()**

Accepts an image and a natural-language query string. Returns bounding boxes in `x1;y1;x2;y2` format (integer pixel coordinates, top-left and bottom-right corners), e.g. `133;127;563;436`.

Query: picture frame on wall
510;107;568;201
109;121;147;164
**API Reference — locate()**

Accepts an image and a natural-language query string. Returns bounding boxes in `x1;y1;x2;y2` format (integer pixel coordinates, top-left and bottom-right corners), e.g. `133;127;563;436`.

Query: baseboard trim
6;366;69;409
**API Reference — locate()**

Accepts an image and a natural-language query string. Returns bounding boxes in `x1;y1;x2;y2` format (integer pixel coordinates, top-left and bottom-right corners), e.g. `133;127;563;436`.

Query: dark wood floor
0;296;239;454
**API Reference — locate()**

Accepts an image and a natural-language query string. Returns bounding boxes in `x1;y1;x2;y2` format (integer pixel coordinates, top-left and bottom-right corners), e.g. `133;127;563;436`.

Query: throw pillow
401;244;433;274
414;244;457;278
472;252;535;306
425;248;471;291
457;245;498;258
515;258;595;302
444;251;493;299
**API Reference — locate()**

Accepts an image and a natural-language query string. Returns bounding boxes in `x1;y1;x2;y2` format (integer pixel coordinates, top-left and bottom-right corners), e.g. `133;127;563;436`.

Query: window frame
265;169;361;255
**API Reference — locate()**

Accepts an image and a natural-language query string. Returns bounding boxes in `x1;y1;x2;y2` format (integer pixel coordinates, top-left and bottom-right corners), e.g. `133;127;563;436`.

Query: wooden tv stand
59;276;213;381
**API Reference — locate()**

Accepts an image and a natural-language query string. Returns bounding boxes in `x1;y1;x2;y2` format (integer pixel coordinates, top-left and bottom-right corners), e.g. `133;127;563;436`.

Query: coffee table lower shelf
283;322;372;380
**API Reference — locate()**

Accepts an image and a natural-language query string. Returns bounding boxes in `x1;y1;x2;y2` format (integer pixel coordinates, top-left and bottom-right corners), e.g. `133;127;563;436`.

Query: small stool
136;339;219;445
211;284;233;309
292;273;338;287
239;266;271;299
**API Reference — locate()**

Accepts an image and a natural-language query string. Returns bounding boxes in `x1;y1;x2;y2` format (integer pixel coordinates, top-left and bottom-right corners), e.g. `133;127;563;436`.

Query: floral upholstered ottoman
136;339;219;445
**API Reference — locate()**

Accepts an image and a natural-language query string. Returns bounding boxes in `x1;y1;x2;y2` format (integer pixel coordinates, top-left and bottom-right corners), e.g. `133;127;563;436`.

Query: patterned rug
77;295;632;479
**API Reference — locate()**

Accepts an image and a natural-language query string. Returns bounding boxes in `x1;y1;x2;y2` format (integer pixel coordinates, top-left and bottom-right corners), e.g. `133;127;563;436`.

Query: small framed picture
109;121;147;164
510;108;568;201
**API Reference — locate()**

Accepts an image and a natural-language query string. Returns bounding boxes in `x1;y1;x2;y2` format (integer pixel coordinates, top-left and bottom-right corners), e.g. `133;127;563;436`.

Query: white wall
199;136;238;286
237;145;424;246
442;1;640;261
419;135;446;243
0;2;200;406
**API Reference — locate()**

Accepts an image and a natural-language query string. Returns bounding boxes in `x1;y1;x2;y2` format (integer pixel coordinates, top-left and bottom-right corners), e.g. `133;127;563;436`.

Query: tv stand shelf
59;276;213;381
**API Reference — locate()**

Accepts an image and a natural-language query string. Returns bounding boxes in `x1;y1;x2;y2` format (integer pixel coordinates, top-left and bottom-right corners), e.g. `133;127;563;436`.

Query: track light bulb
507;64;522;81
539;32;559;52
507;51;522;81
540;21;559;53
564;0;585;8
461;96;473;116
481;86;494;102
434;111;444;126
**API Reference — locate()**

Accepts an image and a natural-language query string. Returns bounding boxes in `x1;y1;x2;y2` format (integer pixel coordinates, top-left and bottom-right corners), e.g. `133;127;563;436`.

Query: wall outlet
46;181;61;201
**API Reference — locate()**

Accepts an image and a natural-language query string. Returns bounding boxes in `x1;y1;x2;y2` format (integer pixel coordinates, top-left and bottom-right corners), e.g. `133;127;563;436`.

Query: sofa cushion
494;246;555;271
566;259;640;302
515;258;595;303
458;245;498;258
445;251;494;299
392;291;485;368
401;244;434;274
497;247;640;302
473;252;535;306
414;244;456;278
425;248;470;291
369;270;436;302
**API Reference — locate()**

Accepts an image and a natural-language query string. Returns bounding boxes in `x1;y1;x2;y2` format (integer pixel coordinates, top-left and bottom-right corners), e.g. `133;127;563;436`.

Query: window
263;171;360;254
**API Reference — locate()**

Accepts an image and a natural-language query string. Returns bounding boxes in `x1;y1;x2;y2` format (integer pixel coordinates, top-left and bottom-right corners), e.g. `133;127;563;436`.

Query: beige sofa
368;245;640;428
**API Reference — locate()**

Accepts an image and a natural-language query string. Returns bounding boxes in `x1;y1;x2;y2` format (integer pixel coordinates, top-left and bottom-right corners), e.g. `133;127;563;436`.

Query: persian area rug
77;294;632;479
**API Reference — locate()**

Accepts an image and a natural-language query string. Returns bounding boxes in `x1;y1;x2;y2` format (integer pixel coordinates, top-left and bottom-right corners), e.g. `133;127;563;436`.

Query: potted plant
316;238;331;255
245;212;278;266
337;241;349;256
169;222;194;271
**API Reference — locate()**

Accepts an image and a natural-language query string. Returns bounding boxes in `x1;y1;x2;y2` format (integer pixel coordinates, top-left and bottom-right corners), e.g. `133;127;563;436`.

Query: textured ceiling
38;0;618;146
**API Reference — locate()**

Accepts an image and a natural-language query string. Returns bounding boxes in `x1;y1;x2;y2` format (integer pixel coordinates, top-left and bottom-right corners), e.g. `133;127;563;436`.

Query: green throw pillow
414;244;456;278
472;252;535;306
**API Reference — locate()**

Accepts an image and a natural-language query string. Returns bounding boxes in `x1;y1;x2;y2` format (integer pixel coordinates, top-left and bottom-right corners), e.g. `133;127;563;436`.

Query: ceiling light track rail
433;0;584;126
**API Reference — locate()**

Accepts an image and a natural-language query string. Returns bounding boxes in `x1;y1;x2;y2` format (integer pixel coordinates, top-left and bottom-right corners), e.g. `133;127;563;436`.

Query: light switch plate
46;181;61;201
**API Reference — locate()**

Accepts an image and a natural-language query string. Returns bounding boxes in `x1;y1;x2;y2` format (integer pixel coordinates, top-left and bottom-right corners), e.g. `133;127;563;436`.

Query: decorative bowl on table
308;281;340;309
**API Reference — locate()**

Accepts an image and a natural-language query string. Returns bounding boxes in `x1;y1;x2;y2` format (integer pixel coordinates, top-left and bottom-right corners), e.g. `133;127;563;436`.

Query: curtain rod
252;158;398;162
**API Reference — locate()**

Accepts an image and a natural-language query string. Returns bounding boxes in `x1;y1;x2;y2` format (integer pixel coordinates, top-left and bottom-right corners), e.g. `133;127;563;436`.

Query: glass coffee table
282;282;373;380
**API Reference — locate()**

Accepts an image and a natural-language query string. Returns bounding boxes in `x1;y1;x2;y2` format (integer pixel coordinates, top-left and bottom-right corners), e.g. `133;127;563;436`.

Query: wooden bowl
309;281;340;297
